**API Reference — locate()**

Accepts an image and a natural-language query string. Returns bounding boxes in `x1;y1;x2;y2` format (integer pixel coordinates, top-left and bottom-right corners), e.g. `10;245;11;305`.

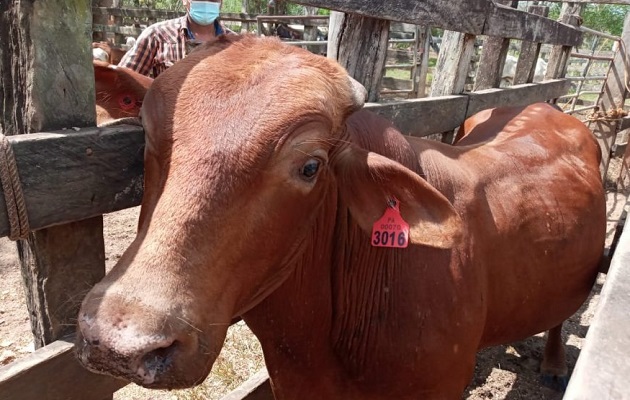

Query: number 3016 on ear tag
371;199;409;248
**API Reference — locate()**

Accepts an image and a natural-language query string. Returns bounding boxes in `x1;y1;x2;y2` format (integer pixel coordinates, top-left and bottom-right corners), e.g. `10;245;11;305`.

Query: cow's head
93;60;152;126
77;35;461;388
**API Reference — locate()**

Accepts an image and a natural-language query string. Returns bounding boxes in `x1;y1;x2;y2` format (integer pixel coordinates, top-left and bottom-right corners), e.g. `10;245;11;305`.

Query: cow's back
410;103;605;347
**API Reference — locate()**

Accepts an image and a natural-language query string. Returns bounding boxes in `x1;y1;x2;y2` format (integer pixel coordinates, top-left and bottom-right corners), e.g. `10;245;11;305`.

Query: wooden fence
0;1;629;399
91;8;432;97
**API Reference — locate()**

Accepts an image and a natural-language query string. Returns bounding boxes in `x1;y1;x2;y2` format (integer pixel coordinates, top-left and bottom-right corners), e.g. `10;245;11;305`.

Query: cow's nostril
138;340;180;384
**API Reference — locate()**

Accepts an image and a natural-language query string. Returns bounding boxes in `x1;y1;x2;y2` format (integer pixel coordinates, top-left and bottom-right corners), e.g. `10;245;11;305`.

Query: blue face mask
189;1;220;26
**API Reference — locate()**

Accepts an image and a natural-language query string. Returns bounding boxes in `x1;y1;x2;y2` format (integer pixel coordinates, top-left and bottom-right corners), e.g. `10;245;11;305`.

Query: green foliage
545;3;562;20
543;3;628;36
582;5;628;36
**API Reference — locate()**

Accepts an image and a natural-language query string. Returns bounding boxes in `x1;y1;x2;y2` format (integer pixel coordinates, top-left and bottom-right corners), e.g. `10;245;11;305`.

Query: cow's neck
242;187;349;394
243;119;463;396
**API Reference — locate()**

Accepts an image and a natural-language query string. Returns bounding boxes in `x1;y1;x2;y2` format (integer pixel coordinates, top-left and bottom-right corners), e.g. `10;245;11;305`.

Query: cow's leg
540;323;568;390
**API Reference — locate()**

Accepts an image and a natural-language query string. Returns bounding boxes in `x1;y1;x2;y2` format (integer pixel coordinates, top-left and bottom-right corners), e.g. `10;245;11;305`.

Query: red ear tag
371;198;409;248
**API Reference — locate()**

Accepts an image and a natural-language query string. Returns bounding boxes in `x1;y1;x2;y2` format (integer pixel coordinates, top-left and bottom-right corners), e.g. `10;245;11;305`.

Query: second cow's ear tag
371;198;410;248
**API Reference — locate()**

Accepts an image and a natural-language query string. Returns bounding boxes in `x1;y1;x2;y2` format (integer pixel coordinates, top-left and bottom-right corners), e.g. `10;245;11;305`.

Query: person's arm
118;26;157;77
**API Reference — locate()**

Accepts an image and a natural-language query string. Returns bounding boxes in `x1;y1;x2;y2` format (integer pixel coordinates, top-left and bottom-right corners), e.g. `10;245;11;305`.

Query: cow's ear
334;145;462;249
93;61;117;84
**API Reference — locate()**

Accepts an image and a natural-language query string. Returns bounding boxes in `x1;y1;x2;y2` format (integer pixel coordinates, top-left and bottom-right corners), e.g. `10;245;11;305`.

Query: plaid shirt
118;16;229;77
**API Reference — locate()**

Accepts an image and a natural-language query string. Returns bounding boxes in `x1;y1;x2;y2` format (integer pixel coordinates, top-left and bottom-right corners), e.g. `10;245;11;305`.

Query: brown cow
76;35;605;399
93;60;152;126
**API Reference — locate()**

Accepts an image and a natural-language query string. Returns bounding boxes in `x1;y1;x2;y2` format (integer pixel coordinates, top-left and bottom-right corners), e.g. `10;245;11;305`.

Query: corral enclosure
1;1;630;399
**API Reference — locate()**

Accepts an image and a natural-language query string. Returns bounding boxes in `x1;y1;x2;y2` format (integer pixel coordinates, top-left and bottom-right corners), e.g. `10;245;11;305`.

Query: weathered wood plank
0;83;574;241
429;29;476;142
473;1;517;91
564;214;630;400
0;84;573;241
382;77;413;91
327;11;390;102
1;2;95;132
93;6;181;19
474;36;510;90
545;3;584;81
295;0;490;35
256;14;329;26
1;2;113;377
92;24;143;36
365;95;469;137
390;22;417;34
292;0;582;46
466;79;571;117
413;26;431;98
0;125;144;239
386;49;415;65
0;338;127;400
18;216;108;348
93;8;259;22
485;4;582;47
513;5;548;85
220;369;273;400
430;31;476;97
93;1;115;42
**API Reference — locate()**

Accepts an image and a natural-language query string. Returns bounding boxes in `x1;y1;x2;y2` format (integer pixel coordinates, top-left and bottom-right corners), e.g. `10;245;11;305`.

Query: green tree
545;3;628;36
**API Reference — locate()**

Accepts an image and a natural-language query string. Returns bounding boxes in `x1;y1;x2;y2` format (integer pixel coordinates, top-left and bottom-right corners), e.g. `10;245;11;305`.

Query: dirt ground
0;167;626;399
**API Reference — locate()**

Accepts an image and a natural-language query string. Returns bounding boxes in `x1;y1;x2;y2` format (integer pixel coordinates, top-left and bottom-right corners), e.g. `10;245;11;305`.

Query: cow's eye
119;95;136;110
300;158;321;181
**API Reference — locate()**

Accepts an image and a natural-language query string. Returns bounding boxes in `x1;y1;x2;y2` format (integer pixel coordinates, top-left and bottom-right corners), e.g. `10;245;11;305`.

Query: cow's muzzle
75;293;219;389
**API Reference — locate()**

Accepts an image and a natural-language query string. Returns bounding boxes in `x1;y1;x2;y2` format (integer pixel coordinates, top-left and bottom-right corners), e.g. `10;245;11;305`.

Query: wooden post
429;30;476;143
596;13;630;181
93;0;114;42
327;11;390;102
513;5;549;85
256;16;264;36
473;0;517;91
413;26;431;98
303;7;320;54
113;17;124;44
241;0;250;33
545;2;584;80
430;31;476;98
0;0;108;360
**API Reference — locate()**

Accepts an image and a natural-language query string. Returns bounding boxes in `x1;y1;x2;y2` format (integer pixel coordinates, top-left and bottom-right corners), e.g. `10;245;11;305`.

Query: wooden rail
0;337;126;400
292;0;582;46
221;369;273;400
92;10;259;37
255;14;329;26
0;80;568;239
92;7;258;22
0;125;144;238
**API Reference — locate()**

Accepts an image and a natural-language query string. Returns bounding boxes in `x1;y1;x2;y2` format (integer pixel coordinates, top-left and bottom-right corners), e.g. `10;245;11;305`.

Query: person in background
118;0;232;78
